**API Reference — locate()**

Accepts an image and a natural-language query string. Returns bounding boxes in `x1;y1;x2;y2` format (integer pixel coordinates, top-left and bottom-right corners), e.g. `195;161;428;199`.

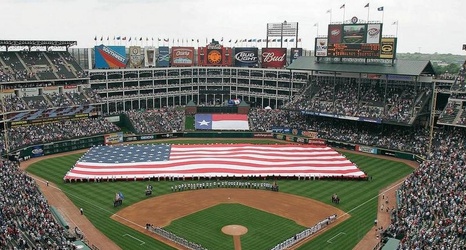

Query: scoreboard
327;43;381;58
314;19;397;59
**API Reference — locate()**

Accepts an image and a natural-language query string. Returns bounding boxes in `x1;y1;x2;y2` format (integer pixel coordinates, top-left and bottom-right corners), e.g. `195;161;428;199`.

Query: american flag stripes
64;144;365;181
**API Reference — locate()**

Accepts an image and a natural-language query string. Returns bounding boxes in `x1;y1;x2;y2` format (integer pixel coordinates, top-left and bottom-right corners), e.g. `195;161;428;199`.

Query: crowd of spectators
125;107;184;134
248;108;429;156
0;159;75;249
249;107;466;248
0;90;103;114
282;79;430;124
384;128;466;249
5;118;120;150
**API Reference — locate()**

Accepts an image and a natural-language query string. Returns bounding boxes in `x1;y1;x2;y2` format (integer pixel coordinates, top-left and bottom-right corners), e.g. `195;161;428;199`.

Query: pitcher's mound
222;225;248;236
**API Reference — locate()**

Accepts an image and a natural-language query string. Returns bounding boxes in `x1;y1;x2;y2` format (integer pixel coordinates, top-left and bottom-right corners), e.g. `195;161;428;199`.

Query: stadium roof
0;40;77;48
287;57;436;76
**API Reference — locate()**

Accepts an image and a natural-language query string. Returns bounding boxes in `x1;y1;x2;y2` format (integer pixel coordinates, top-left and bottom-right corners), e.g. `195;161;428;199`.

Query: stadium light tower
280;20;287;48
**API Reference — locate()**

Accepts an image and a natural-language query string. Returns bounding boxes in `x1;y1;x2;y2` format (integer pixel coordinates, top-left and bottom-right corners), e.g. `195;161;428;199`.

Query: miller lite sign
261;48;287;68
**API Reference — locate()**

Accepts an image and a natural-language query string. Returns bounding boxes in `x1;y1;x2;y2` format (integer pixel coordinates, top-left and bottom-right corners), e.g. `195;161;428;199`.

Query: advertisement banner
31;145;44;158
315;38;328;57
144;46;156;67
366;24;382;44
42;86;59;94
342;24;366;44
104;132;123;145
301;130;318;139
380;38;396;59
234;47;259;67
290;48;303;63
328;24;343;44
157;46;170;67
355;145;377;154
171;47;194;66
129;46;144;68
253;133;273;138
307;138;326;145
94;45;127;69
261;48;286;68
206;48;223;65
1;89;14;94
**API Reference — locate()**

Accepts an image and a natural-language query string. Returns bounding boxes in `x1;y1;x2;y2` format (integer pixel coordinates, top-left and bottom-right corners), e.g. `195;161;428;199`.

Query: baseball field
25;138;413;249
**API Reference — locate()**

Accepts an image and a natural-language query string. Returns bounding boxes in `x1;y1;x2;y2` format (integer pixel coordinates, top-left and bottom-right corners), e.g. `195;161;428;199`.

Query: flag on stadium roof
364;3;369;8
340;4;345;9
377;6;384;11
63;144;365;180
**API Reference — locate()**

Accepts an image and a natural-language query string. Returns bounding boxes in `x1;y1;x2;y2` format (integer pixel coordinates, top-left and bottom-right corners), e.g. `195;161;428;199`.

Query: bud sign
261;48;287;68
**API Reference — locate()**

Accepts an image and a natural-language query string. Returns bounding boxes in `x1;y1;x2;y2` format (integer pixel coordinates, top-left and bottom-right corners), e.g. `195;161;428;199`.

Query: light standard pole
280;20;287;48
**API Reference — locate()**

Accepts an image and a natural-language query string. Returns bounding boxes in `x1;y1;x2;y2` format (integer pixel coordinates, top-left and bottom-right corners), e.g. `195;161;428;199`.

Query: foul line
31;177;148;230
123;234;145;245
338;178;405;221
327;232;346;244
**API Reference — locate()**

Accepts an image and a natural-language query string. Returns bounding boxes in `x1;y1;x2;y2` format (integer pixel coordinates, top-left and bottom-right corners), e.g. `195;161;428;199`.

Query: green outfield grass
26;139;414;250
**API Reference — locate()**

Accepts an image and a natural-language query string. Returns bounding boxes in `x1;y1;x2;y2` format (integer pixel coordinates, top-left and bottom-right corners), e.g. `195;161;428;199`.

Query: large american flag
64;144;365;180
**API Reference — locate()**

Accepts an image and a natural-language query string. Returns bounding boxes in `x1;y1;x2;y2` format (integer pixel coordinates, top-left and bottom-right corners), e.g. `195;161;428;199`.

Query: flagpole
395;21;399;37
343;7;346;23
367;5;370;21
381;9;384;23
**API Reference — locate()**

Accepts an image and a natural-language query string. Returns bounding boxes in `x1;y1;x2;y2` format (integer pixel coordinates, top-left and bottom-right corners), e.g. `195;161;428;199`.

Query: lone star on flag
198;120;210;126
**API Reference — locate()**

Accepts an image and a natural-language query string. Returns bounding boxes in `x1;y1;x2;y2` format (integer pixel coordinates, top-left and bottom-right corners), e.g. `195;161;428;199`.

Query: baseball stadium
0;17;465;250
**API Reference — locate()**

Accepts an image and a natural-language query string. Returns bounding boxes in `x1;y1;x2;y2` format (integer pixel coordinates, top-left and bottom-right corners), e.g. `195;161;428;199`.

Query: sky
1;0;465;55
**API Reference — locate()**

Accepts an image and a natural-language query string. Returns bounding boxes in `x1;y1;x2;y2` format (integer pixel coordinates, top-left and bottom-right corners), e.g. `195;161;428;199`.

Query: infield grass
166;203;306;250
26;139;413;250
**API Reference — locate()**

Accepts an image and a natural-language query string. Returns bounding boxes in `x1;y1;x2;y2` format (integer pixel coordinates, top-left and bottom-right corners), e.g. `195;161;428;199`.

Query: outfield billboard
171;47;194;66
206;48;223;65
261;48;286;68
234;47;259;67
94;45;127;69
104;132;124;145
328;24;343;44
157;46;170;67
366;24;382;44
144;46;156;67
315;38;328;57
128;46;144;68
380;38;397;59
290;48;303;63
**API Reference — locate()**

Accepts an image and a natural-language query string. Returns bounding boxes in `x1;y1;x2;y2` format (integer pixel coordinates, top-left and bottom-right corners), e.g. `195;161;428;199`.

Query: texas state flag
195;114;250;130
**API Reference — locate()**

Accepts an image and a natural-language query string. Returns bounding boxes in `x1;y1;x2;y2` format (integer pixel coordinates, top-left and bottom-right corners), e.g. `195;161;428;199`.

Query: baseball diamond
1;12;465;250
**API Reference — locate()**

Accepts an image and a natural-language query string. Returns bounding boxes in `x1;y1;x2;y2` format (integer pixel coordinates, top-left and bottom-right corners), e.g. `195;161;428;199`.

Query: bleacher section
283;79;430;124
438;60;466;127
0;51;86;82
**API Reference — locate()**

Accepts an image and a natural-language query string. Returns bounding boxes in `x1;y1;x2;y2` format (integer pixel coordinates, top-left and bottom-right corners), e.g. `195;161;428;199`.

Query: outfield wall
11;131;422;165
